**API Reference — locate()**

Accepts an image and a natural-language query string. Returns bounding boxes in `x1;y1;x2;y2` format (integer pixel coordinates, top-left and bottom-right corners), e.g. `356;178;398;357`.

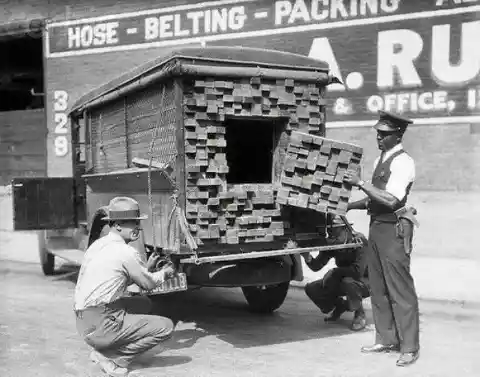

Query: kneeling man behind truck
74;197;175;377
302;215;369;331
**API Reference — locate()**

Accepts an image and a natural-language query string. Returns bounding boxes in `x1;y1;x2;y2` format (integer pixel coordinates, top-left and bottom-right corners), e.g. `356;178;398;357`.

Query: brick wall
0;0;184;25
327;123;480;191
3;1;479;191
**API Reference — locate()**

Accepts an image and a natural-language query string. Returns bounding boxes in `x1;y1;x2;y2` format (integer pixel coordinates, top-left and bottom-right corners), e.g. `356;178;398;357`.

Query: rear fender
87;206;147;261
87;207;109;247
280;254;304;282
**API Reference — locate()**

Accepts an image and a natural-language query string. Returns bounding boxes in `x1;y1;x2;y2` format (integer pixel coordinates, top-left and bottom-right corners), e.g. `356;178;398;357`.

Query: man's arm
356;182;400;210
344;173;400;210
347;197;369;211
345;154;415;209
123;252;174;291
303;252;332;272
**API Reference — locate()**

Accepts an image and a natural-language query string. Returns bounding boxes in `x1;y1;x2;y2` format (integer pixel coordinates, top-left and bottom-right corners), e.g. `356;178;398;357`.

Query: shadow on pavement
47;264;364;351
148;287;360;350
130;355;192;370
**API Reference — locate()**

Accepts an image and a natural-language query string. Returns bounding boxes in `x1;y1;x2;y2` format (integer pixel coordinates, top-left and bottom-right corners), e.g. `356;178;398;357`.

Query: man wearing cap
302;215;369;331
74;196;176;376
344;111;420;367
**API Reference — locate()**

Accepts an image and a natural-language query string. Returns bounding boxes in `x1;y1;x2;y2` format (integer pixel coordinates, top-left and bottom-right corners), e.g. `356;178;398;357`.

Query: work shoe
361;344;400;353
90;350;129;376
324;299;347;322
350;310;367;331
396;351;419;367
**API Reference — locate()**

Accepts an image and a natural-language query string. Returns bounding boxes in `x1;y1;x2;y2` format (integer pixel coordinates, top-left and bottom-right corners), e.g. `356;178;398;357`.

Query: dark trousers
368;220;420;353
305;269;369;314
75;296;174;368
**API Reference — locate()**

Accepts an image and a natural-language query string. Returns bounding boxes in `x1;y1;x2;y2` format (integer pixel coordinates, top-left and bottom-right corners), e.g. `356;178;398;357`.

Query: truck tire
39;248;55;275
242;281;290;313
38;231;55;275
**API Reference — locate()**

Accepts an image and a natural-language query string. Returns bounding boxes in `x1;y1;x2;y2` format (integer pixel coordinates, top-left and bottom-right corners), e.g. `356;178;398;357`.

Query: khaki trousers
75;296;174;368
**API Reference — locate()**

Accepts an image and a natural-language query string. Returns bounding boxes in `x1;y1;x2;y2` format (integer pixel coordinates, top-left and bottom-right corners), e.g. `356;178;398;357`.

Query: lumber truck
10;46;363;313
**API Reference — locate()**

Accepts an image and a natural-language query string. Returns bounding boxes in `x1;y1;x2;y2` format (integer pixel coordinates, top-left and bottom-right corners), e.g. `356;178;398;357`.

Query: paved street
1;259;479;377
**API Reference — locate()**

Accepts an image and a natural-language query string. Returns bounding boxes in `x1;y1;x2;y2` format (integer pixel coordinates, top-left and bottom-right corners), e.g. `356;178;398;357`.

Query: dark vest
368;149;413;222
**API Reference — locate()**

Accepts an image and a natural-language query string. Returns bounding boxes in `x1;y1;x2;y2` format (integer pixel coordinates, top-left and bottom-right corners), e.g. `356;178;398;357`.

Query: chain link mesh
127;82;177;170
88;81;178;174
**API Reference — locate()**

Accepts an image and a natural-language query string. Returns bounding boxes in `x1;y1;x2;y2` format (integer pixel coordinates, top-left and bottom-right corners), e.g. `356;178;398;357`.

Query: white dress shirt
74;232;165;310
372;144;415;201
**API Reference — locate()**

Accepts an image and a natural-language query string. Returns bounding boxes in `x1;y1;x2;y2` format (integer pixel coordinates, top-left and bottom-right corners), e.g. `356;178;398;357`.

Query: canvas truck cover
69;45;332;115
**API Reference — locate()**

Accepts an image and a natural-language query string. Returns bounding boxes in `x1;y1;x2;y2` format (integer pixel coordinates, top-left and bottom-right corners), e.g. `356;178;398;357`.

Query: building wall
1;0;479;190
328;123;480;191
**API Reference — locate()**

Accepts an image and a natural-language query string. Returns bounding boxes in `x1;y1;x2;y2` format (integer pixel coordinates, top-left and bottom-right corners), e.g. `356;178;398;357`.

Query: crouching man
74;197;176;377
302;215;369;331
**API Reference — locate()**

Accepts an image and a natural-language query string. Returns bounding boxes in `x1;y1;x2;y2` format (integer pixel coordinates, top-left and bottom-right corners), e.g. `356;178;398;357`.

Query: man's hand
343;169;362;186
146;253;161;272
161;262;176;280
301;252;312;263
351;231;366;246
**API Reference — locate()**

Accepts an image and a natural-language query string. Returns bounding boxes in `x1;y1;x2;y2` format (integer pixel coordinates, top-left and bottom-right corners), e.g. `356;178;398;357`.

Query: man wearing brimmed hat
344;111;420;367
302;215;369;331
74;197;176;376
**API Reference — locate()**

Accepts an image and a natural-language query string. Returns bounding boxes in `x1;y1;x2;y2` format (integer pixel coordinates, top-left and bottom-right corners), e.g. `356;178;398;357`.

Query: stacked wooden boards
182;77;327;245
278;131;363;215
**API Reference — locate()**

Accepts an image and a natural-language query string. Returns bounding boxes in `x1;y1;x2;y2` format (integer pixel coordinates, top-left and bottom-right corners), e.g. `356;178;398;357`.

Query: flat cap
374;110;413;132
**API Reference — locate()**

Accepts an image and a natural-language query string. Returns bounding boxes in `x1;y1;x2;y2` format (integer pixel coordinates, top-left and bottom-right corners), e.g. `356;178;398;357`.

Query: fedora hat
102;197;148;221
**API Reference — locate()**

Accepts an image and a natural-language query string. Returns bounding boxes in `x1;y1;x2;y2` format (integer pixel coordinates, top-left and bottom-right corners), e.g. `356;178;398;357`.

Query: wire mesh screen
88;81;178;174
126;81;177;171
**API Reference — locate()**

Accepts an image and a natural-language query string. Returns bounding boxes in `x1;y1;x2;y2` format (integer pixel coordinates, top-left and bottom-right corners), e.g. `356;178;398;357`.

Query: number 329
53;90;69;157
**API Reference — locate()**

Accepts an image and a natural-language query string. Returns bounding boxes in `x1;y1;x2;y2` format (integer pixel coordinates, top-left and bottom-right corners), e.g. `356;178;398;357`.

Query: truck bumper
184;258;292;287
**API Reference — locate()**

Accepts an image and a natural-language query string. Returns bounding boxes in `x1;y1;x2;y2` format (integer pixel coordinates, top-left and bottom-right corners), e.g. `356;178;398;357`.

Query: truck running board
179;242;362;265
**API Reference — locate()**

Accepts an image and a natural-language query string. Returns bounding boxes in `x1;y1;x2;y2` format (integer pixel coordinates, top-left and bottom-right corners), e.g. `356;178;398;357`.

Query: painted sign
43;0;480;176
304;15;480;125
46;0;478;57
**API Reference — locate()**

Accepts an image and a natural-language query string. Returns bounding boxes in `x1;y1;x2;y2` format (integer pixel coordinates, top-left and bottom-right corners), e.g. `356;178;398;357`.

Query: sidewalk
291;256;480;307
2;188;480;306
288;189;480;307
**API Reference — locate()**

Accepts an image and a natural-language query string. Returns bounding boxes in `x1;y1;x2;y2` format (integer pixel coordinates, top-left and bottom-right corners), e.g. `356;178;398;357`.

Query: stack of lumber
278;131;363;215
185;185;285;244
182;77;327;244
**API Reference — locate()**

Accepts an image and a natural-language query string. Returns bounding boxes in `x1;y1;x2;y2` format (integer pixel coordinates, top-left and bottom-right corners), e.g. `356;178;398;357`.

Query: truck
10;46;363;313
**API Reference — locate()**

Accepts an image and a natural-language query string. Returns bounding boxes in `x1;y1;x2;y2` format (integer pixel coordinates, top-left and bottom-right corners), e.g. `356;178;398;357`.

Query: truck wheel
242;282;290;314
38;231;55;275
39;248;55;275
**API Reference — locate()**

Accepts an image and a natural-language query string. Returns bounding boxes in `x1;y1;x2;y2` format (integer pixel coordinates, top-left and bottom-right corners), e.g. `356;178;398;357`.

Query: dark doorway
224;118;283;184
0;33;44;111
